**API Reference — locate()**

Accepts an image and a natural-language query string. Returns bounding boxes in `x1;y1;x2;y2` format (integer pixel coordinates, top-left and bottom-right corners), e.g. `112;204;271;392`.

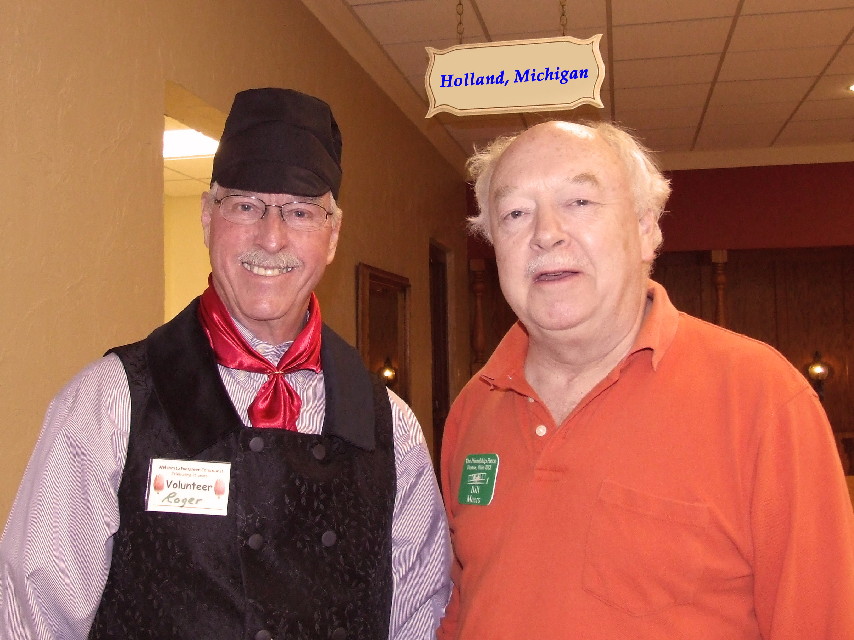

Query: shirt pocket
583;479;711;616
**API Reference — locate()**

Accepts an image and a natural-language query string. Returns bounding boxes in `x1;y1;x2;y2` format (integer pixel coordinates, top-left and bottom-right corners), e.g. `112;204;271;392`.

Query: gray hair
207;182;343;226
466;121;671;253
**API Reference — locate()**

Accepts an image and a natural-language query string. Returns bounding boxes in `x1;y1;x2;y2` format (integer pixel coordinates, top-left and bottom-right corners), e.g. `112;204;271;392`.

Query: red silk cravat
197;281;322;430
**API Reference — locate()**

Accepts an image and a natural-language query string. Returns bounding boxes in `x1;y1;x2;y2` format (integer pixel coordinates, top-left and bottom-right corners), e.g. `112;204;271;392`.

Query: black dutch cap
211;88;342;199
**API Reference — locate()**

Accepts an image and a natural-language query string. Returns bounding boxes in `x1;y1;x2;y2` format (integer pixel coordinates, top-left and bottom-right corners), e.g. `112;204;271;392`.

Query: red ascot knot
197;280;322;430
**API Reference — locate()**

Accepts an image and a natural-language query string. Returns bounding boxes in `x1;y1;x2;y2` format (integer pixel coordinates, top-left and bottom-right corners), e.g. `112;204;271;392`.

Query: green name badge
458;453;500;506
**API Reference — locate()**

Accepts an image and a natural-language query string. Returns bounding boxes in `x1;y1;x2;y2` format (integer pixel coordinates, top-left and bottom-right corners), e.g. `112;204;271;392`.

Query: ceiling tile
493;27;606;42
743;0;854;14
613;18;732;60
808;74;854;100
792;98;854;121
710;77;815;105
613;55;719;88
775;118;854;145
526;102;611;123
612;0;740;25
719;46;838;81
387;41;436;78
638;127;696;152
695;122;780;149
476;0;605;37
164;166;185;181
826;45;854;75
617;84;710;110
165;179;209;198
165;156;214;181
703;101;797;126
728;10;854;52
439;112;527;131
445;123;520;155
353;0;485;45
615;105;704;130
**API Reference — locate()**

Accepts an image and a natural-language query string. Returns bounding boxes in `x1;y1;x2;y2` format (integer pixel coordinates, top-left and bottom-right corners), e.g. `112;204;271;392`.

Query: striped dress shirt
0;329;450;639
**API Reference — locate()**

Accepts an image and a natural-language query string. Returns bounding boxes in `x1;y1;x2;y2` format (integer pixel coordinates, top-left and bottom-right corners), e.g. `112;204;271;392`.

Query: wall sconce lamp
807;351;830;400
379;357;397;386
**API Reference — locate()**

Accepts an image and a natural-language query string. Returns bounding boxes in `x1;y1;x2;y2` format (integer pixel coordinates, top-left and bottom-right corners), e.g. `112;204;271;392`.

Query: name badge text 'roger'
146;458;231;516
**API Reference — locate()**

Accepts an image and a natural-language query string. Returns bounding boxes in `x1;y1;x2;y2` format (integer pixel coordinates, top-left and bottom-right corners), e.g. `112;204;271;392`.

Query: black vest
89;299;395;640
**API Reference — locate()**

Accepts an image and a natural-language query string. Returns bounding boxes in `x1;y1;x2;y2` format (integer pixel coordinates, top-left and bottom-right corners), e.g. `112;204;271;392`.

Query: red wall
662;162;854;252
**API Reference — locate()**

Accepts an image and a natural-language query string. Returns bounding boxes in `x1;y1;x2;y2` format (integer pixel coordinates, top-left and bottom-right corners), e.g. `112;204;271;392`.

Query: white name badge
146;458;231;516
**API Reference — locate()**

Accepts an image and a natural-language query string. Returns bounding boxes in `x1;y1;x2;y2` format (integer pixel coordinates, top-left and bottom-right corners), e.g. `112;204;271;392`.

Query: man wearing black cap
0;89;450;639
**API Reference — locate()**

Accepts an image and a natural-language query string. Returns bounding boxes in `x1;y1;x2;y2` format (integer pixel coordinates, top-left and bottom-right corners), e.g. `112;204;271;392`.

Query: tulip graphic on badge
153;474;165;492
214;478;226;498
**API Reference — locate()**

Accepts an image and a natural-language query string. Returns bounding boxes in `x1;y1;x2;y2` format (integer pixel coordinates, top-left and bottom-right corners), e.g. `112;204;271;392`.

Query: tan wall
0;0;470;522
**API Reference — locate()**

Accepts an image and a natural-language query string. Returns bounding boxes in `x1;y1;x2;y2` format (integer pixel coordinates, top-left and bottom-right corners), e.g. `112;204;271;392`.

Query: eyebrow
492;172;601;201
570;172;601;188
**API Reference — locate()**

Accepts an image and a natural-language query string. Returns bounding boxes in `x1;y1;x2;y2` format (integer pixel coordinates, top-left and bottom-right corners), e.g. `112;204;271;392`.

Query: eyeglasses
213;193;332;231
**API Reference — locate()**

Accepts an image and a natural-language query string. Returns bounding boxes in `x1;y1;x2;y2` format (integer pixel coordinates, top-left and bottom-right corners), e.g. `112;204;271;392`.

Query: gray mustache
239;249;303;270
526;255;585;276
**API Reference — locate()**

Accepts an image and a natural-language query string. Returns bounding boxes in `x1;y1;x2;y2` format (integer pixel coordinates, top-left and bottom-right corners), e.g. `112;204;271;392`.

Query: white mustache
525;255;585;276
239;249;303;270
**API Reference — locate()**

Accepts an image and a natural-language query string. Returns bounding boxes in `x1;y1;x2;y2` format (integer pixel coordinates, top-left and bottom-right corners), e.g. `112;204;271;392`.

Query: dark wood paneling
652;252;714;322
725;253;778;346
659;247;854;434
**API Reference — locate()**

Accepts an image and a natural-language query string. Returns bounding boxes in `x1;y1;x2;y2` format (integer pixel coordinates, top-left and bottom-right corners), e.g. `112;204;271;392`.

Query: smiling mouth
242;263;296;276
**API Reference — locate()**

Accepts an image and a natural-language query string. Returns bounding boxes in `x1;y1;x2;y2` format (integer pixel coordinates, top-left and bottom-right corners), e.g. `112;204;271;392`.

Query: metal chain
560;0;567;36
457;0;464;44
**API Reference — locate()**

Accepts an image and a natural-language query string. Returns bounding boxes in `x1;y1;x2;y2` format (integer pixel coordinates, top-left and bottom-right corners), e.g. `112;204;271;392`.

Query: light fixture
163;128;219;159
807;351;830;400
379;357;397;386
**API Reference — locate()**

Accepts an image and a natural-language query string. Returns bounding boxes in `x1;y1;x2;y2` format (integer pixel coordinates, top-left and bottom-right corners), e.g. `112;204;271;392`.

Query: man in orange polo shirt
438;120;854;639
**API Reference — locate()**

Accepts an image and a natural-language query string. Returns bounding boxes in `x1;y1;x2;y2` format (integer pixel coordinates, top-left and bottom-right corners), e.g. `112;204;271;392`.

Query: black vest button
321;530;337;547
331;627;346;640
312;443;327;460
249;436;264;452
254;630;272;640
247;533;264;550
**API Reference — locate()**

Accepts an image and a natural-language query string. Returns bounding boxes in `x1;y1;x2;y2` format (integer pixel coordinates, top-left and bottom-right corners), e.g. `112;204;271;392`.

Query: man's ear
638;208;658;263
326;218;341;265
201;191;213;248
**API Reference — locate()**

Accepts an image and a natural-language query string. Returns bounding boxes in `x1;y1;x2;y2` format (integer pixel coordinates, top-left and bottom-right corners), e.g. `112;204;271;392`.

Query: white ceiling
166;0;854;195
304;0;854;173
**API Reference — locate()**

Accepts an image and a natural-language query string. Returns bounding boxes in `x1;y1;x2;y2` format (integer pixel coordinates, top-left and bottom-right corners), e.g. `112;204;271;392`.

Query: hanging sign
425;35;604;117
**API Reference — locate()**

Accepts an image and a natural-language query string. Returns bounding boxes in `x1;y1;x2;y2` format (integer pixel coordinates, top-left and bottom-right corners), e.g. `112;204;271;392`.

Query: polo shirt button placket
249;436;265;453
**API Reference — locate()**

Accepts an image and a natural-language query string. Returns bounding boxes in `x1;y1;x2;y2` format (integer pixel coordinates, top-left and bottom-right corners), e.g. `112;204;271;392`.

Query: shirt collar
232;311;313;367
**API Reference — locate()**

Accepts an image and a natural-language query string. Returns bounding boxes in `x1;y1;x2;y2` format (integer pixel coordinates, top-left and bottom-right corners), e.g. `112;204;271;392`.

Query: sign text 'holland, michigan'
439;66;590;88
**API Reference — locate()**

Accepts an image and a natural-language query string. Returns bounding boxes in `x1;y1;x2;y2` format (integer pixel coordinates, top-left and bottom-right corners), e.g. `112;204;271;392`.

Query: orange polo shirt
439;281;854;640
